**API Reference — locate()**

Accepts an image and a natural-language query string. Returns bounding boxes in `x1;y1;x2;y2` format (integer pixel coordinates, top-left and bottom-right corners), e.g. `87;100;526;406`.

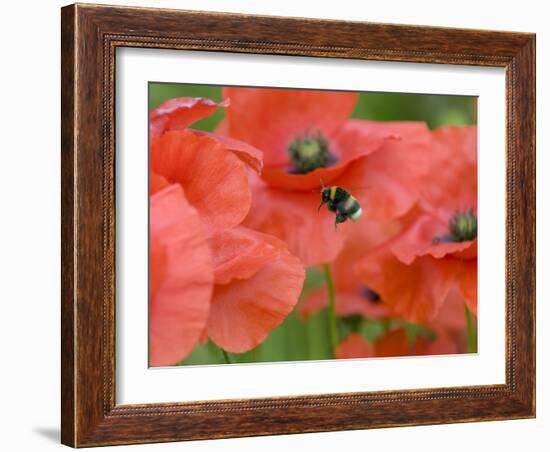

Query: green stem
322;263;339;357
221;348;232;364
250;346;258;363
381;318;391;334
464;305;477;353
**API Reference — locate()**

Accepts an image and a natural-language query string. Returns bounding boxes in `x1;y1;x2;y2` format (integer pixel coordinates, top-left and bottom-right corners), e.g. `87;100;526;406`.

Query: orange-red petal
425;333;460;355
375;329;409;357
151;130;251;235
150;237;167;300
149;185;213;366
150;172;169;195
389;213;476;264
193;130;264;174
243;175;350;266
375;328;429;357
356;246;461;324
260;160;358;191
257;119;420;192
430;283;468;335
223;87;358;167
338;122;432;223
150;97;228;140
258;122;394;191
336;334;375;359
207;228;305;353
209;226;284;284
420;126;477;222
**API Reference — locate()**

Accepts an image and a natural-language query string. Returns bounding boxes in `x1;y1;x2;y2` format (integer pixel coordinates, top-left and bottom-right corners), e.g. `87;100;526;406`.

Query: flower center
288;132;336;174
433;208;477;243
449;208;477;242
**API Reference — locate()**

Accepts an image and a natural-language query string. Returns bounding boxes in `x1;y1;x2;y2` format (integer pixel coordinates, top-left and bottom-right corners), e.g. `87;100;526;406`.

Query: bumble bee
319;185;363;229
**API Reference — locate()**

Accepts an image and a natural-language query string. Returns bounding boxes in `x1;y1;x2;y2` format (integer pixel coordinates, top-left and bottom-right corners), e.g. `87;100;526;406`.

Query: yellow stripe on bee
330;186;337;200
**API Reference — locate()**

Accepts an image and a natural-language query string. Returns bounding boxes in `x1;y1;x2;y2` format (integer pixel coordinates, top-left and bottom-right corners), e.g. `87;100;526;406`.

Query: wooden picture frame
61;3;535;447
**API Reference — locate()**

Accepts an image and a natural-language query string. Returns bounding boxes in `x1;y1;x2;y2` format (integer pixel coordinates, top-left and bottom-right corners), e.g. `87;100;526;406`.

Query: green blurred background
149;83;477;365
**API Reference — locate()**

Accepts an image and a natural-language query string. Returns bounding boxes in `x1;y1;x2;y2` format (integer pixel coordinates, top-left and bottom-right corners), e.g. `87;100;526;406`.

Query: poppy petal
149;237;167;300
243;175;350;266
260;160;357;191
389;213;476;264
452;239;478;260
258;120;426;191
374;328;430;357
258;124;395;191
207;228;305;353
151;130;251;235
336;334;375;359
374;328;410;357
420;126;477;222
214;118;229;135
150;172;169;196
431;283;468;335
337;119;430;142
331;120;394;159
209;226;283;284
223;87;358;167
425;333;460;355
340;122;432;222
150;97;229;140
193;130;264;174
149;185;213;367
355;247;461;324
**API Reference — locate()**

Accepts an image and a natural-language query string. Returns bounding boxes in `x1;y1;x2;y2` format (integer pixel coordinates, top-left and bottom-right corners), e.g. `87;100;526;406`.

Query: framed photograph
61;3;535;447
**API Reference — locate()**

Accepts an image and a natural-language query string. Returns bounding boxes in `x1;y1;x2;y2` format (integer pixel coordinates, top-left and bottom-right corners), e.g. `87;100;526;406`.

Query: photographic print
61;5;535;445
148;84;478;367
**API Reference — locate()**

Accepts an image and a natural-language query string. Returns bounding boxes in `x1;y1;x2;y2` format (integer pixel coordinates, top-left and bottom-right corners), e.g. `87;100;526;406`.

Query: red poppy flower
355;242;462;325
354;234;476;332
389;126;477;259
223;88;357;169
346;126;477;331
220;87;432;266
387;126;478;314
149;98;305;365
